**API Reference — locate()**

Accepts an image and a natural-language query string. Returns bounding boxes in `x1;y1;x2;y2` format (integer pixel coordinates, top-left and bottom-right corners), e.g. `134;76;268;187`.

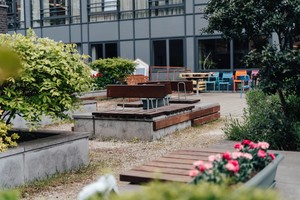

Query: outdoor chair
233;70;247;91
218;72;233;92
250;69;259;87
205;72;219;91
239;75;252;98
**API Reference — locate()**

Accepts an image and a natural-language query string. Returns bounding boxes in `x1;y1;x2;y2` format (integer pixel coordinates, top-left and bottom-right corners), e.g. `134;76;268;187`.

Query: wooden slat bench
106;84;172;110
120;148;225;184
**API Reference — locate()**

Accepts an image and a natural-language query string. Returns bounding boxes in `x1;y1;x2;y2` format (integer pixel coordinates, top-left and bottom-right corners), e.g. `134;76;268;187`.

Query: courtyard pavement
120;92;300;200
194;92;300;200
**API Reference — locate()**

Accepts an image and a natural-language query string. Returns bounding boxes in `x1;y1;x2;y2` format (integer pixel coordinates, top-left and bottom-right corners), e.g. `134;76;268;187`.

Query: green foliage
245;46;300;96
0;47;22;83
224;90;300;151
90;58;136;89
0;119;19;152
0;190;20;200
94;182;280;200
0;30;92;127
204;0;300;51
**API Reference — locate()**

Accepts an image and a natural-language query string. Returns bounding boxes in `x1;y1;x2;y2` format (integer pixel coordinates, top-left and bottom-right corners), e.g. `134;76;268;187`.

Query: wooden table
120;148;224;184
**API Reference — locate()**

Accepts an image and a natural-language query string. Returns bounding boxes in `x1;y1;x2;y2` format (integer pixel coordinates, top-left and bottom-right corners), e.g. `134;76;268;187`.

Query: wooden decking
92;104;195;119
120;148;224;184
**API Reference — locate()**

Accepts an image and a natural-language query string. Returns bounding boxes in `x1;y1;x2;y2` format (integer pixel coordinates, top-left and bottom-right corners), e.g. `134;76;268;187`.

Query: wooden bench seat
120;148;225;184
107;84;172;110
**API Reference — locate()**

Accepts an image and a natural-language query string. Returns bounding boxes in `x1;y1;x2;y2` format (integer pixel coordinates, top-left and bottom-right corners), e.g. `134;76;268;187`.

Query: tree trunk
277;89;288;118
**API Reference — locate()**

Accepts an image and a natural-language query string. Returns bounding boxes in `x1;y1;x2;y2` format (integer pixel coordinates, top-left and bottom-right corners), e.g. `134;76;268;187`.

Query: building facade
0;0;8;33
7;0;257;72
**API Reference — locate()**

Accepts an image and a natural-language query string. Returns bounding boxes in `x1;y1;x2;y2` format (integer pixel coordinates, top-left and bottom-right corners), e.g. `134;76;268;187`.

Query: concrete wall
11;101;97;129
0;131;89;188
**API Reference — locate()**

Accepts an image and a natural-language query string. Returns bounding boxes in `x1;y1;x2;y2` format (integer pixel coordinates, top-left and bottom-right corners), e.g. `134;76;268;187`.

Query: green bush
0;30;92;127
0;190;19;200
89;182;280;200
224;89;300;151
0;119;19;152
90;58;136;89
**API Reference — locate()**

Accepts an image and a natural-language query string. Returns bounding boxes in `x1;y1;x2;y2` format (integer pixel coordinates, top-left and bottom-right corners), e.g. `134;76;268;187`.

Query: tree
0;30;92;127
204;0;300;118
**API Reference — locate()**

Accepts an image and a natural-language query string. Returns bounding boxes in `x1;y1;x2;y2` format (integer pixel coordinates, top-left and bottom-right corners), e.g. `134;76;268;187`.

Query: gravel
22;99;227;200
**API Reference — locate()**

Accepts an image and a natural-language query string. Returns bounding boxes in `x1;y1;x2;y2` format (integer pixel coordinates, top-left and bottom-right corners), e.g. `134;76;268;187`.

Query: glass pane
233;39;250;69
169;39;184;66
105;43;118;58
198;39;230;70
153;40;167;66
7;0;25;29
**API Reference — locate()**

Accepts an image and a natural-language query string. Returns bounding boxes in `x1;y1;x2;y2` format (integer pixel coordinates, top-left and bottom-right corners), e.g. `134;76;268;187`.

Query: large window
91;42;118;60
152;39;184;66
7;0;25;30
149;0;184;17
31;0;80;27
198;39;230;70
88;0;118;22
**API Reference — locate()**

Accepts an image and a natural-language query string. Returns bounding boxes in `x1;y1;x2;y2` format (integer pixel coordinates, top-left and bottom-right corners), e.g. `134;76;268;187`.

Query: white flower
78;174;119;200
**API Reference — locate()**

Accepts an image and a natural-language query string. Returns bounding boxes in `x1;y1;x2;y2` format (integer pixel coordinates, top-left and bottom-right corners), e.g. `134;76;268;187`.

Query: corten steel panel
139;81;193;92
106;85;167;98
138;82;172;94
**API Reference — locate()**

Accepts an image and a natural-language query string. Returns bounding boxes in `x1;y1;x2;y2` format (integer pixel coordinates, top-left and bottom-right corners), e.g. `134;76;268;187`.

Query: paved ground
195;92;300;200
121;92;300;200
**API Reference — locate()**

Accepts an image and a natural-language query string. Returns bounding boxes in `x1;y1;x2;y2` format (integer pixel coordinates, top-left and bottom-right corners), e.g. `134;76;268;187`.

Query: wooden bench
106;84;172;110
120;148;225;184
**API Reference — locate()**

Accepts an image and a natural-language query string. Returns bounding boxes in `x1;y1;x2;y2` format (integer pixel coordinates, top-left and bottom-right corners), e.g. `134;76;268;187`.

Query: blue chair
205;72;219;91
218;72;233;92
239;75;252;98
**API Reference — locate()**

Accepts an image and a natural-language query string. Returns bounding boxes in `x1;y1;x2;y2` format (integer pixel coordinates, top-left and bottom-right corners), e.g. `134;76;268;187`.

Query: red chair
233;70;247;92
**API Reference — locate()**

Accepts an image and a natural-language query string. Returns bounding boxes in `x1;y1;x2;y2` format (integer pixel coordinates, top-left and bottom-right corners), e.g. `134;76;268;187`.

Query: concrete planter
244;153;284;188
0;130;89;188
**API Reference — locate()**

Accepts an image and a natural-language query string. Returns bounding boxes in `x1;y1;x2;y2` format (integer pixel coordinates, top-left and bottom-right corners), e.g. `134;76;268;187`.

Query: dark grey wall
8;1;220;72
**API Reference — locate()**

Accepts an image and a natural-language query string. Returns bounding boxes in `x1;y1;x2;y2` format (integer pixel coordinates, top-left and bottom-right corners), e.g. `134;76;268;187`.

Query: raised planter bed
0;130;89;188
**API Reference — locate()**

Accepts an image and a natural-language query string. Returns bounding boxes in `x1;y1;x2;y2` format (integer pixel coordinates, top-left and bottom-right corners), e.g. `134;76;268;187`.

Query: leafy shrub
91;182;280;200
224;89;300;151
0;30;92;127
0;119;19;152
90;58;136;89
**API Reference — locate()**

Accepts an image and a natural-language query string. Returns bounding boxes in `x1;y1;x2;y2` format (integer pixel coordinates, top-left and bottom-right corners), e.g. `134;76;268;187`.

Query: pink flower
269;153;276;160
232;152;243;159
234;143;244;151
204;163;213;170
225;160;240;173
241;140;252;145
193;160;204;168
257;142;269;149
223;152;231;161
242;153;253;160
189;169;199;177
208;154;222;162
258;149;267;158
199;165;206;172
249;142;258;149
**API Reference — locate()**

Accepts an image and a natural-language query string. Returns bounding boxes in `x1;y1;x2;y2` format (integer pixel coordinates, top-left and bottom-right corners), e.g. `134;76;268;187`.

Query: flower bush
189;140;276;185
